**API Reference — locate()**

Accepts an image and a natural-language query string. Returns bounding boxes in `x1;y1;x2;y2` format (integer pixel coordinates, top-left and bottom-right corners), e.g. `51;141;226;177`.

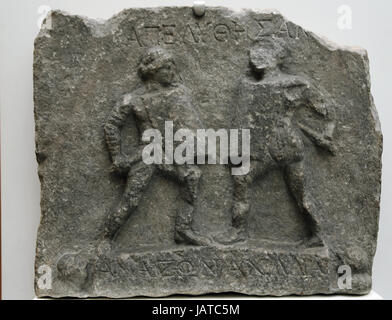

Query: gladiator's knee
103;204;129;239
175;206;193;231
233;174;252;186
182;166;201;203
185;165;202;181
232;202;249;229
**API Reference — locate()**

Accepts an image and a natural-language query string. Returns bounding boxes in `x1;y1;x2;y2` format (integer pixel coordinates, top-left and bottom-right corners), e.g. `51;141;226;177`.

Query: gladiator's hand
112;154;131;175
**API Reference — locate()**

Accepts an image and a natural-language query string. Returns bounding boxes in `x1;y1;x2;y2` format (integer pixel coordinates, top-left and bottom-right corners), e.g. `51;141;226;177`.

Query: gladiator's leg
101;162;156;244
173;164;201;203
284;160;324;247
175;164;214;246
159;163;212;246
232;171;253;232
63;163;156;282
211;161;261;245
230;156;277;240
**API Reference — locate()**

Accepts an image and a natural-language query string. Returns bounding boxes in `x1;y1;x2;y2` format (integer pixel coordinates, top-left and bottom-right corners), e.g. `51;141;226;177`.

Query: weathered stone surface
34;7;382;298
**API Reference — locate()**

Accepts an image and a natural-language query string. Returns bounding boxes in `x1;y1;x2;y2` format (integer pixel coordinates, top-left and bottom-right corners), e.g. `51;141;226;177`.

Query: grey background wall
1;0;391;299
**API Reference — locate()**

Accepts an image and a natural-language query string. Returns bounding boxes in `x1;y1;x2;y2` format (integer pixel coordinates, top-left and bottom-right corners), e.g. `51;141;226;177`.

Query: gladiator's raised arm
303;85;329;117
298;122;336;155
302;85;336;154
285;80;336;154
104;94;134;161
284;79;328;116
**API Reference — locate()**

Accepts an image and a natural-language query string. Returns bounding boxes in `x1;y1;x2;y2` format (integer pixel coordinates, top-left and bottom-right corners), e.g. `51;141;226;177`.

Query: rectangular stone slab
34;6;382;298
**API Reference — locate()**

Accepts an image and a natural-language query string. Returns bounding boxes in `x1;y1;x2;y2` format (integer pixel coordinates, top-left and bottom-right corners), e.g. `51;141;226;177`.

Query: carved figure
219;36;336;245
100;47;213;248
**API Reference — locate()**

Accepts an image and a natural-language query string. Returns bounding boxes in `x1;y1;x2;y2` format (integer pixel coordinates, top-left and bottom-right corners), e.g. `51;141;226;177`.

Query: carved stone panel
34;7;382;298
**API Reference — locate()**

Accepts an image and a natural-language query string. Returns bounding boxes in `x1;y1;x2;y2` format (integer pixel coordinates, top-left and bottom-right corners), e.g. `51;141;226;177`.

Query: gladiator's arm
303;85;329;117
104;94;134;161
298;122;336;155
285;81;336;154
301;85;337;154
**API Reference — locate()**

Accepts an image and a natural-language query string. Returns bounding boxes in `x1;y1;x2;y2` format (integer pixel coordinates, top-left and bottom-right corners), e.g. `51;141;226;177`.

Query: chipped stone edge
37;6;365;55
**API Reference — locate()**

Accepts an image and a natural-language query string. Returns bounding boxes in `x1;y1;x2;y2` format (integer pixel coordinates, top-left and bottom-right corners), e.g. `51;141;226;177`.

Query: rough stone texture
34;7;382;298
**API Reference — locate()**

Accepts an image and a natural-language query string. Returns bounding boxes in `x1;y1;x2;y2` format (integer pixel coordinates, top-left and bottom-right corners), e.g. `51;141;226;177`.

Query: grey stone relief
34;7;382;298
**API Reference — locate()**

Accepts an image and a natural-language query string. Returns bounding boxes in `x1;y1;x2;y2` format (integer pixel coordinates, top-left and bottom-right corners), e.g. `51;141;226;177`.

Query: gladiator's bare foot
298;235;324;249
306;235;324;248
175;229;214;247
214;228;246;245
232;202;250;229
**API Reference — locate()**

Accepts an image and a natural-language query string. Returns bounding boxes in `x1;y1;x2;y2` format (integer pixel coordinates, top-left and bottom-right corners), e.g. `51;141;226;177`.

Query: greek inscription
162;24;176;44
232;20;246;41
178;261;196;276
156;260;177;277
279;21;308;39
214;24;230;42
142;25;161;46
183;23;202;43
